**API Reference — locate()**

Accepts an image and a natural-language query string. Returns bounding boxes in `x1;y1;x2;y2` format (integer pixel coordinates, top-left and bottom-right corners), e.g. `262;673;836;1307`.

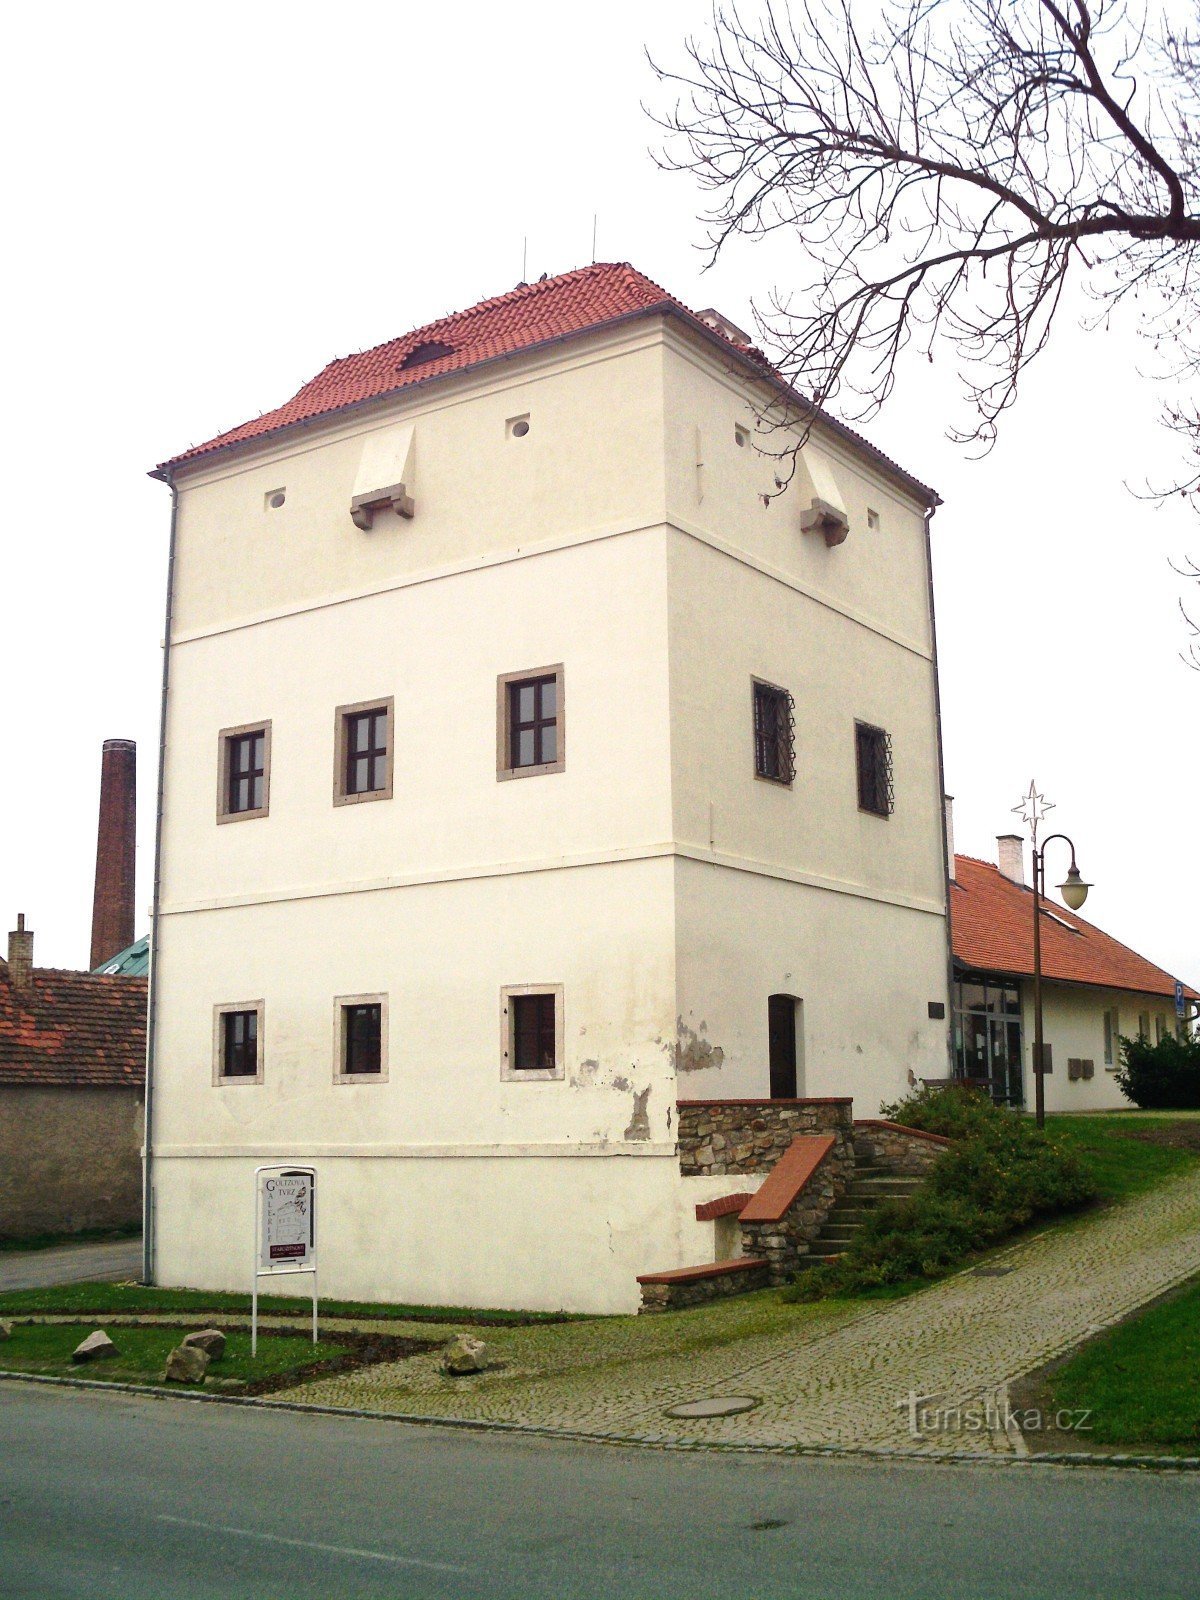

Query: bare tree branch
649;0;1200;461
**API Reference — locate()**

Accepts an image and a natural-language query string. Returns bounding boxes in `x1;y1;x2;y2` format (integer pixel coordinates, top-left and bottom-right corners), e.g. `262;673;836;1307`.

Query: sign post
252;1165;317;1357
1176;980;1186;1022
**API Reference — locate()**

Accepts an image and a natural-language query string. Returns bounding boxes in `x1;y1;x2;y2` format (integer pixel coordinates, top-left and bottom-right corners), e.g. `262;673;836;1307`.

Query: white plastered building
145;264;952;1313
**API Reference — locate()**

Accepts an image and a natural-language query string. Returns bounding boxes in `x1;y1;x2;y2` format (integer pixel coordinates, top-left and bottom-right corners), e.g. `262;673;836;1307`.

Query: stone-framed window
333;994;388;1083
333;698;394;806
497;667;565;780
752;679;795;786
500;985;564;1081
217;722;271;822
213;1001;265;1085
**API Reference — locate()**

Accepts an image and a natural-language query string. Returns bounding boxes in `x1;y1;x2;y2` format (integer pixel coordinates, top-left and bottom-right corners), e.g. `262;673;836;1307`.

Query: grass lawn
1032;1275;1200;1451
0;1321;353;1390
0;1281;577;1326
1045;1113;1200;1199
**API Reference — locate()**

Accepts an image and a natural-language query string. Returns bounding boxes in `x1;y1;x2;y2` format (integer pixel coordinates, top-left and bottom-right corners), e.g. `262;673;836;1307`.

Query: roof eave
152;302;940;506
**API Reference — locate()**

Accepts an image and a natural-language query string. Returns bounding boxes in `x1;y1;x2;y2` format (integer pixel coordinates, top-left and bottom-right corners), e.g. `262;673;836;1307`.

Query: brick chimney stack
90;739;136;970
7;914;34;989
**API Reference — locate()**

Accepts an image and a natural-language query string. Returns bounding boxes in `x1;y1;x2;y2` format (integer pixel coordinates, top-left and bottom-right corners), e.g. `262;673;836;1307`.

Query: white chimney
944;795;956;881
997;834;1025;886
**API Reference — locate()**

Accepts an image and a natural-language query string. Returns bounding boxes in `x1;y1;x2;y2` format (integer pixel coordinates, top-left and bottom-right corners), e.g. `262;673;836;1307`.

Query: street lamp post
1014;782;1092;1129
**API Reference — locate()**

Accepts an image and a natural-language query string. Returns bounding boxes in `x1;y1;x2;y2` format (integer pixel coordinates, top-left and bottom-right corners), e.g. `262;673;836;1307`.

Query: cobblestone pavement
293;1168;1200;1454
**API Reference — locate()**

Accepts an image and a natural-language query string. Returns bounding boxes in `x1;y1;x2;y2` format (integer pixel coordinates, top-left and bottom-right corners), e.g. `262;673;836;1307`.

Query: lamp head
1059;864;1091;911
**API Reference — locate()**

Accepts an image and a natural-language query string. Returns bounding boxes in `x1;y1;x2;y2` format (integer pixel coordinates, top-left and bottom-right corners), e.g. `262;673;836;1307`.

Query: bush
1115;1032;1200;1110
878;1081;998;1140
785;1087;1099;1300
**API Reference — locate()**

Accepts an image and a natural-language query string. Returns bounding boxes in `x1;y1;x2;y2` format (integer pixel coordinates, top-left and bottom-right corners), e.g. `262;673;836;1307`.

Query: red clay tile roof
0;967;147;1089
951;855;1197;1001
157;262;936;502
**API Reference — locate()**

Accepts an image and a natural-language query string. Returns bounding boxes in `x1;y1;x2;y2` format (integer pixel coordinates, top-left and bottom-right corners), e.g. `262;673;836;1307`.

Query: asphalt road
2;1383;1199;1599
0;1237;142;1291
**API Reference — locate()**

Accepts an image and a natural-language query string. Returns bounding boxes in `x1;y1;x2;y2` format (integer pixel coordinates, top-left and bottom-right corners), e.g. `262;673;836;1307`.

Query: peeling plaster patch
609;1074;632;1093
676;1016;725;1073
572;1060;634;1093
624;1087;651;1141
575;1059;601;1087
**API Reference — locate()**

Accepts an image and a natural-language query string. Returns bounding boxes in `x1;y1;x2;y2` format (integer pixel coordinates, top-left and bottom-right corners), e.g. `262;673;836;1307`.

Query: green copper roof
93;935;149;977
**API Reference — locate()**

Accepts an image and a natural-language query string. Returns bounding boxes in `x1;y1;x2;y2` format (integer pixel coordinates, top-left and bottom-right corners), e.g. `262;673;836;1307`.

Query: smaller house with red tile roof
0;915;147;1240
949;841;1197;1111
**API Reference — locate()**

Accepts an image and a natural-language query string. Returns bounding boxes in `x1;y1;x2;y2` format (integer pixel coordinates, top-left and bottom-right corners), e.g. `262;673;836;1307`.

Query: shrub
786;1088;1099;1301
878;1081;998;1140
1115;1032;1200;1110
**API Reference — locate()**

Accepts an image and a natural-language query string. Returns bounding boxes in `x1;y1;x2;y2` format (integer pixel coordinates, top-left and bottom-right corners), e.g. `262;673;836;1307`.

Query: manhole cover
665;1395;759;1419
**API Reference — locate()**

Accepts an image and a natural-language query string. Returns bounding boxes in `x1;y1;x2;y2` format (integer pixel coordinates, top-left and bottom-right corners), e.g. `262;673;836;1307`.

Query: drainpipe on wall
142;472;179;1285
924;504;956;1071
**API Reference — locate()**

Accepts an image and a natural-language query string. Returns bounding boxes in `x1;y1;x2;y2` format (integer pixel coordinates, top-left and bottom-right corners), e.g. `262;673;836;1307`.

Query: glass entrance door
953;977;1024;1106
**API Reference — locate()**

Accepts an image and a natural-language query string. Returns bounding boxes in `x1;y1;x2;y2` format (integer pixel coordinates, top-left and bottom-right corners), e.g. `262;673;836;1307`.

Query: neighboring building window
1155;1015;1167;1043
497;667;565;780
500;985;565;1080
1138;1010;1151;1040
1103;1007;1120;1067
855;721;894;816
334;995;387;1082
213;1002;264;1084
333;698;394;805
218;723;271;821
952;976;1023;1107
752;680;795;785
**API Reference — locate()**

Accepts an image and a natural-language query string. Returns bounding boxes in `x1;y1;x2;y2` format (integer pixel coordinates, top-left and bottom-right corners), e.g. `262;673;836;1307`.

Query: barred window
753;681;795;785
855;722;893;816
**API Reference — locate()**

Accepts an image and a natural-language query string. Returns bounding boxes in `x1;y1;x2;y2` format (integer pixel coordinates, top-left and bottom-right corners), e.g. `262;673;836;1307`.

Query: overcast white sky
2;1;1195;986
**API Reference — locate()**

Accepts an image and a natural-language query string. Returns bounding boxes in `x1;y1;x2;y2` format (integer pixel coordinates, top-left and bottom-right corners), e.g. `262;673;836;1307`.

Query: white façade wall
169;323;669;639
673;858;950;1108
1023;983;1181;1113
160;527;674;910
152;1152;687;1315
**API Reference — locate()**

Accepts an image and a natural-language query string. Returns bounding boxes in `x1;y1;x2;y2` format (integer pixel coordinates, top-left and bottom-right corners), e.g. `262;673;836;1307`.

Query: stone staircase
804;1150;924;1264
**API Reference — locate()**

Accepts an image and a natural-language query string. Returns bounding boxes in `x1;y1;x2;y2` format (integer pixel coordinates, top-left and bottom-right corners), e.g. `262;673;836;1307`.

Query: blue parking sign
1177;980;1186;1019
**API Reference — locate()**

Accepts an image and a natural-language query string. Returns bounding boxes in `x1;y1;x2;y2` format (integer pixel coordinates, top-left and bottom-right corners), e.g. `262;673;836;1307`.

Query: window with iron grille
219;724;270;819
343;1002;383;1075
498;667;564;779
501;985;564;1079
753;681;795;785
855;721;893;816
334;698;393;805
219;1008;259;1079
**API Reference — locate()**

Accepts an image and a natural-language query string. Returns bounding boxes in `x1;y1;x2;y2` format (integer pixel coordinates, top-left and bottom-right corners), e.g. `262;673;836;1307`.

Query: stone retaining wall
853;1119;951;1176
638;1258;771;1311
738;1142;849;1284
677;1098;854;1177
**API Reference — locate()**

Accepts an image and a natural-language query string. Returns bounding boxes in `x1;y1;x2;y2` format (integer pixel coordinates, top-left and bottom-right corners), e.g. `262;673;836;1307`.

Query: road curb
3;1369;1199;1473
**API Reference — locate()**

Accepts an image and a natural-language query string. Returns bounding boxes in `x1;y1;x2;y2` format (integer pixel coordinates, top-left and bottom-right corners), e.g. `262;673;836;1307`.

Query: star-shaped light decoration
1012;779;1054;845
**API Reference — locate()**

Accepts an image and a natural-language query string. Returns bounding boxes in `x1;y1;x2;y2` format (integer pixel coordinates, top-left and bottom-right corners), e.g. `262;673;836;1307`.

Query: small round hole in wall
511;418;530;438
735;425;749;448
267;490;286;510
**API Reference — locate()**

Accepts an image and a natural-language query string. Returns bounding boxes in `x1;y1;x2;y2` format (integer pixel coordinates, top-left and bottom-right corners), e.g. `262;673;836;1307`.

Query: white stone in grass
441;1334;489;1375
182;1328;226;1359
72;1330;118;1363
163;1344;209;1384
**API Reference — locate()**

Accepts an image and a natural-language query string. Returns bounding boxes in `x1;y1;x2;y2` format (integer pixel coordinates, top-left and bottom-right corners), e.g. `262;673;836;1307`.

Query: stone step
805;1242;848;1261
819;1223;862;1242
822;1206;875;1224
846;1177;922;1199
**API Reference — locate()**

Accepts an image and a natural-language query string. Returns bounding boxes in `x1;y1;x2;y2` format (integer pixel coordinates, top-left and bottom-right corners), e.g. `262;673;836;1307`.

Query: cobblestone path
296;1169;1200;1453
